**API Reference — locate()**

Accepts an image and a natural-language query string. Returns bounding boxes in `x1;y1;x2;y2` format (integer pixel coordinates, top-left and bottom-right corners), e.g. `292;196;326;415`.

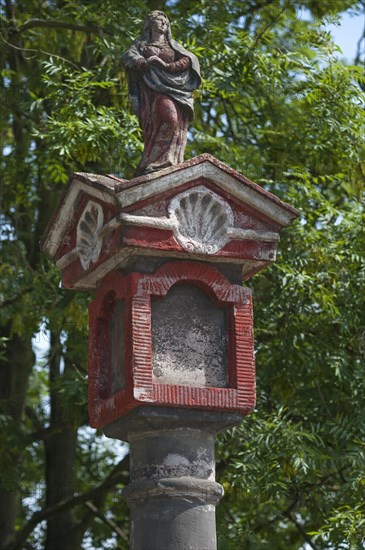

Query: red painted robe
122;40;201;175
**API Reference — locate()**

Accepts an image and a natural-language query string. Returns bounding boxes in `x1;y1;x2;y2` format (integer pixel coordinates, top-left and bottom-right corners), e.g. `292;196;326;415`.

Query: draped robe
122;39;201;175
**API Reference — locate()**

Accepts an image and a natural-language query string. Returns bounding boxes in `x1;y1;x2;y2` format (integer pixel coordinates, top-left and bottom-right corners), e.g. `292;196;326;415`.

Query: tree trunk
0;332;34;550
44;333;78;550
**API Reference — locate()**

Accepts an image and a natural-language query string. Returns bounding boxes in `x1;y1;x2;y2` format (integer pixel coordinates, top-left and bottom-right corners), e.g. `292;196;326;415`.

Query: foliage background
1;0;364;549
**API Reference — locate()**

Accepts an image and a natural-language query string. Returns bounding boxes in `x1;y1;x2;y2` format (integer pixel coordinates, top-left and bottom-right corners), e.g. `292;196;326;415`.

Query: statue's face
150;15;168;36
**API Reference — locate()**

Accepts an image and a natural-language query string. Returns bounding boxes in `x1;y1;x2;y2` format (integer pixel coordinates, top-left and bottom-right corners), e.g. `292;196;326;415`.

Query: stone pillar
104;408;241;550
90;261;255;549
126;431;220;550
41;154;300;550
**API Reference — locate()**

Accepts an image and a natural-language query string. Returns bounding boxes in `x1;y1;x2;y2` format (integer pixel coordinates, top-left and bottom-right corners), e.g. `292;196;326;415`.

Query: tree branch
283;510;319;550
0;33;81;69
10;455;129;550
0;287;33;309
18;19;105;35
74;452;130;541
251;2;289;51
354;22;365;66
84;501;128;542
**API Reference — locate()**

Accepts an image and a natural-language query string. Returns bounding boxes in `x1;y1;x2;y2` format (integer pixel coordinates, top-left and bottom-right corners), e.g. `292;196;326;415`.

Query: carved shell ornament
76;202;104;269
168;187;234;254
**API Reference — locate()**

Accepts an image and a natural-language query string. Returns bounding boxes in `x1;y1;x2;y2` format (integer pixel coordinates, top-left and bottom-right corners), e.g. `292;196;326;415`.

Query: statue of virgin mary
122;11;201;176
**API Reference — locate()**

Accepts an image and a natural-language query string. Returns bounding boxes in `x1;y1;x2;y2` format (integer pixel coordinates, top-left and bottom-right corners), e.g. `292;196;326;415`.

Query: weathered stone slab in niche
152;285;228;388
87;261;256;428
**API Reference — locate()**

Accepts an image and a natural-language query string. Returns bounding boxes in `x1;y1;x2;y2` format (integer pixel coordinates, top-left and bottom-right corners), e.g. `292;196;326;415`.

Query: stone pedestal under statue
42;154;299;549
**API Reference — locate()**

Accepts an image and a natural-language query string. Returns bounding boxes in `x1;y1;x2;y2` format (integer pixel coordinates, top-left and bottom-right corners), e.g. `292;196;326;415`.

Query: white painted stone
76;201;104;270
163;454;190;467
43;156;299;263
116;160;297;226
43;178;115;257
168;186;233;254
62;248;134;290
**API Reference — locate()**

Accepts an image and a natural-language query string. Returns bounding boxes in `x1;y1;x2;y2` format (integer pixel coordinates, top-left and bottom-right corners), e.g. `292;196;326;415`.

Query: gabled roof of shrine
42;153;299;258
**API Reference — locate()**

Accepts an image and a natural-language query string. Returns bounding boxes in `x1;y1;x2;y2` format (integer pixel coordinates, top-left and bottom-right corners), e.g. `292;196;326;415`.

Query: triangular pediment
41;154;300;290
42;154;299;261
113;154;299;227
41;173;119;258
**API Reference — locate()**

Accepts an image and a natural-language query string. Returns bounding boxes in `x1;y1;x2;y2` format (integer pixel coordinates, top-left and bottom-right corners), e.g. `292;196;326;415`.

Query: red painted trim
121;226;276;261
88;261;256;428
111;153;300;220
56;198;117;260
122;177;281;231
59;178;279;290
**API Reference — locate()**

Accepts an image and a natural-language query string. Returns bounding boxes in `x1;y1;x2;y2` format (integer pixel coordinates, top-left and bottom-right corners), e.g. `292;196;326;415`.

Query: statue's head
142;11;172;42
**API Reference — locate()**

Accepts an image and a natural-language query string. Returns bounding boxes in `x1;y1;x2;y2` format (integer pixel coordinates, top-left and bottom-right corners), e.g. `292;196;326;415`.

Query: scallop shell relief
76;201;104;270
168;187;233;254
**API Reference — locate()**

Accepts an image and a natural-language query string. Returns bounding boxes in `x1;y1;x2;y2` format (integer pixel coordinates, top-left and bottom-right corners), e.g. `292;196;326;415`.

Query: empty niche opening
109;299;126;395
151;284;228;388
97;291;125;399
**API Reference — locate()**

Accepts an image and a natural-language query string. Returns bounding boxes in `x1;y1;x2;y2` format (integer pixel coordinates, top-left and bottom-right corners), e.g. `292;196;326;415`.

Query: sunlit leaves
32;59;142;172
1;0;365;548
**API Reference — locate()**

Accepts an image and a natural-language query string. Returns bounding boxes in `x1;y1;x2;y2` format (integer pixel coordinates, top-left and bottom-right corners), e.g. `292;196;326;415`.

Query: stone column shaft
124;428;222;550
104;407;243;550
